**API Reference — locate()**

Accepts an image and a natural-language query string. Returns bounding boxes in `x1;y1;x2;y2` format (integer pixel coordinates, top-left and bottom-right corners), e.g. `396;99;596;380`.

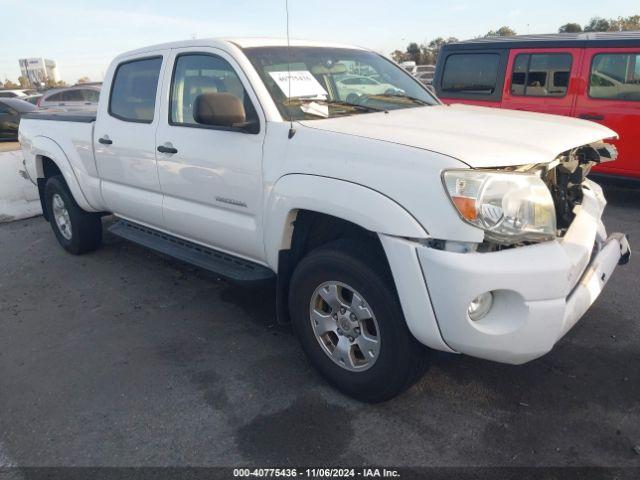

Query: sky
0;0;638;83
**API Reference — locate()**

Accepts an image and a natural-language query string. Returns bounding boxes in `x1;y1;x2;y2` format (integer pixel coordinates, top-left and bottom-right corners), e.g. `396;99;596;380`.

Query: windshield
243;46;438;120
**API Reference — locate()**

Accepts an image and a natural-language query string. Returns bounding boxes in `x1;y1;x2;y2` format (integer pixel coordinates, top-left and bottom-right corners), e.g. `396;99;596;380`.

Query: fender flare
30;135;95;212
263;174;428;270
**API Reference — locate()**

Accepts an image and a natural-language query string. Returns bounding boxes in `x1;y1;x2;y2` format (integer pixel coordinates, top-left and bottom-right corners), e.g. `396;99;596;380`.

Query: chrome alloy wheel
52;193;72;240
309;281;381;372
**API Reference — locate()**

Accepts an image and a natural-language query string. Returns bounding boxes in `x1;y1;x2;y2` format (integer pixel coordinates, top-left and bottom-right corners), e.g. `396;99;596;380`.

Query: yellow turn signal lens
452;196;477;221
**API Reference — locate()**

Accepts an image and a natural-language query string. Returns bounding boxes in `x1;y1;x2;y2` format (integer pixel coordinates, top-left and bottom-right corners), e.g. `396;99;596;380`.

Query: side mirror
193;92;249;129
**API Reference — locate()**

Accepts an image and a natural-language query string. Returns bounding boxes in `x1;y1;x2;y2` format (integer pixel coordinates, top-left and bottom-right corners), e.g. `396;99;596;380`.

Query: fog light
468;292;493;321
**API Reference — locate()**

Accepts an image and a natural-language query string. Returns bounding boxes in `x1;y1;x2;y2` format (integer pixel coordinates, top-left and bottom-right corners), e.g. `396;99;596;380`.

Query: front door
94;52;168;227
155;48;266;262
501;48;582;117
573;48;640;177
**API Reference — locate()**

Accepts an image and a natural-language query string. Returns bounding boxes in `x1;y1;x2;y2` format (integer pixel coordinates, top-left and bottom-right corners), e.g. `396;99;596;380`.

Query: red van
434;32;640;179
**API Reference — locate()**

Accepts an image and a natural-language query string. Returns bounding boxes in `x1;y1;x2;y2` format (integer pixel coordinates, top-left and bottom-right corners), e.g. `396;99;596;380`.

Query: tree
3;78;19;89
610;15;640;31
76;76;91;84
485;26;517;37
422;37;458;65
391;50;408;63
584;17;611;32
17;76;30;88
559;23;582;33
44;78;68;88
406;42;421;64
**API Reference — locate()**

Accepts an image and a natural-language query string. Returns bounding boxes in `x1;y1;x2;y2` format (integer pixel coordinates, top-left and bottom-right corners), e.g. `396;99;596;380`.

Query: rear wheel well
40;156;62;179
37;156;64;221
276;210;389;325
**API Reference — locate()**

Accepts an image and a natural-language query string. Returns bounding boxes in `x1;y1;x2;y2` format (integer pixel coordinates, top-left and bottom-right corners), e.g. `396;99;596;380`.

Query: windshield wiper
295;97;386;113
369;93;432;105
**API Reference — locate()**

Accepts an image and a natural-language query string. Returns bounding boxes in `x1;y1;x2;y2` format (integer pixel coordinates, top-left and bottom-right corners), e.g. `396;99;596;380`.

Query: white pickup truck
19;38;630;402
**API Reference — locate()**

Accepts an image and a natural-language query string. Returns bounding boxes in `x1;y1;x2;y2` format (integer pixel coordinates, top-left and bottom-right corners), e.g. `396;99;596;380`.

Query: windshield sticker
269;70;328;99
300;101;329;118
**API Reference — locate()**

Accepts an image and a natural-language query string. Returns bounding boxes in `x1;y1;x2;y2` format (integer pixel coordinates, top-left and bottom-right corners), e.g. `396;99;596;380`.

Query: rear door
573;48;640;177
94;52;168;227
501;48;582;116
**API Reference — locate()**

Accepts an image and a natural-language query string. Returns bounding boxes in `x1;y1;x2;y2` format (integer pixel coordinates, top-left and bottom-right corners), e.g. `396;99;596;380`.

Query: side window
441;53;500;95
82;89;100;102
0;104;14;114
170;53;257;128
109;57;163;122
45;92;64;102
510;55;528;95
510;53;572;97
590;53;640;101
63;90;84;102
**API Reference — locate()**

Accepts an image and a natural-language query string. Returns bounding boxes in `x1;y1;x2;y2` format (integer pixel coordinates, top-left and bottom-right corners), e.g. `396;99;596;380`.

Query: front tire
289;240;429;402
44;175;102;255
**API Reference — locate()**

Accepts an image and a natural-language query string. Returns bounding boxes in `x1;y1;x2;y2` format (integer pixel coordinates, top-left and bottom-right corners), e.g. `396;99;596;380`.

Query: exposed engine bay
542;142;617;232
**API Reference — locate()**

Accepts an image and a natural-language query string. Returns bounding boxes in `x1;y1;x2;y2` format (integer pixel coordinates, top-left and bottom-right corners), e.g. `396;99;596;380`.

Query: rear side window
62;90;84;101
510;53;572;97
441;53;500;95
590;53;640;101
82;89;100;102
45;92;64;102
109;57;163;122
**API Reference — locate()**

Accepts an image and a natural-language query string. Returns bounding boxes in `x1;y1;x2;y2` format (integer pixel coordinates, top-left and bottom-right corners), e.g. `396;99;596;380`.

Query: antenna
285;0;296;139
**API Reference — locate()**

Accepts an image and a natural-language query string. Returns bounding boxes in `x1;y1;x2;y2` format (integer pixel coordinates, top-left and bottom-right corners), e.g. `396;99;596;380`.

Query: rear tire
44;175;102;255
289;239;429;402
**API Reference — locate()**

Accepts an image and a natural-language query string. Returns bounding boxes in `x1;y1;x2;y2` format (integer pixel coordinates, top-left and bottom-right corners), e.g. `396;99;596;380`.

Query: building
18;58;59;87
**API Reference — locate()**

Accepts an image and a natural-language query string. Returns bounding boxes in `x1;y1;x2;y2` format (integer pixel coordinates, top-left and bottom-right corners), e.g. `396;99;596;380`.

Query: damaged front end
440;141;619;252
542;142;617;232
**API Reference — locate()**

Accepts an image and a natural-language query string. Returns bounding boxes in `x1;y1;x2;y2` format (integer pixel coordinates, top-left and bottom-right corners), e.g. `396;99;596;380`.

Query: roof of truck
444;31;640;50
116;37;366;59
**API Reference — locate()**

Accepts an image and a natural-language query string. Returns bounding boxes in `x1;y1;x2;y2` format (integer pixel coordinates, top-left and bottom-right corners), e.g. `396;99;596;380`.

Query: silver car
38;85;101;111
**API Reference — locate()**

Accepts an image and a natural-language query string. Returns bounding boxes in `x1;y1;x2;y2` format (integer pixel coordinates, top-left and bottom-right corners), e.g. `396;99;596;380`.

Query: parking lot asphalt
0;182;638;468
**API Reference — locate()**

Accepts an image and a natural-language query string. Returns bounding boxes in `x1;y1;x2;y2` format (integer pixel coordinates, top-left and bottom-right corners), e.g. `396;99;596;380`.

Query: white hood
300;104;617;168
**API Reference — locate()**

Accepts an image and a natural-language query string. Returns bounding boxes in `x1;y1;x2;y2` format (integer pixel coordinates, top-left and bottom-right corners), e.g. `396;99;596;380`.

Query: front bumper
382;180;630;364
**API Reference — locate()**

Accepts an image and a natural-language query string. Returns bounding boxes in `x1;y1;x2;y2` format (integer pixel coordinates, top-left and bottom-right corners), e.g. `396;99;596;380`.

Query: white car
38;85;101;111
18;38;630;402
336;75;402;103
0;89;38;98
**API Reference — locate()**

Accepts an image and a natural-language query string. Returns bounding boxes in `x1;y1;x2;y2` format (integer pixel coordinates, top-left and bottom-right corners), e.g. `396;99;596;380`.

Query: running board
108;220;275;283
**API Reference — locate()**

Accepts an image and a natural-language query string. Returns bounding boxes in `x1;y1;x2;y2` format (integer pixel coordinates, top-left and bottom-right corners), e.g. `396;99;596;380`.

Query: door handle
157;145;178;154
579;113;605;121
98;136;112;145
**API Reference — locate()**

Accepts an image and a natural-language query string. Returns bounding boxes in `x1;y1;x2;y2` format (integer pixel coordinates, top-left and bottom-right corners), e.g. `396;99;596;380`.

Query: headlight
443;170;556;244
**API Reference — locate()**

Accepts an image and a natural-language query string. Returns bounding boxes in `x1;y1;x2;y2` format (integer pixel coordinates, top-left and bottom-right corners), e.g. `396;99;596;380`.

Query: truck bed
22;111;96;123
